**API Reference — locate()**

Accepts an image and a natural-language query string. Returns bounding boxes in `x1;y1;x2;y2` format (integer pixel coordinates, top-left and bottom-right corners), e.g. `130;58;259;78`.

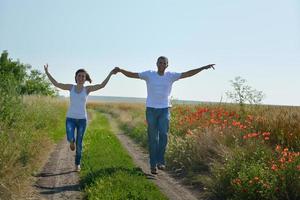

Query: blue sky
1;0;300;106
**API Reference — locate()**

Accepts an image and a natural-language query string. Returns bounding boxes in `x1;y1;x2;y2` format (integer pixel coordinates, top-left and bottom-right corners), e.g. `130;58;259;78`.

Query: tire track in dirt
34;138;83;200
106;114;201;200
33;112;97;199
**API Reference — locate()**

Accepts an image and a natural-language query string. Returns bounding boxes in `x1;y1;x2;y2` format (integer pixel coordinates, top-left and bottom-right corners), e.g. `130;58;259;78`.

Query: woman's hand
44;64;49;73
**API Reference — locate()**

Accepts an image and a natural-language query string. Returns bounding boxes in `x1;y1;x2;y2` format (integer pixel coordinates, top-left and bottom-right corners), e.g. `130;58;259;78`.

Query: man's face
157;58;168;72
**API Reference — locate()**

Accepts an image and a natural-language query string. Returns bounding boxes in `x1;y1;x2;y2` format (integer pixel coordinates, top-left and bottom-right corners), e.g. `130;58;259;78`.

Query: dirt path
33;112;201;200
34;138;83;200
107;114;201;200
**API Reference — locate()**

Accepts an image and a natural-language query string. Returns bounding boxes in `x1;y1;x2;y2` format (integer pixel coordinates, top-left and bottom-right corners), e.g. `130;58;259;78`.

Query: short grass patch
80;111;167;200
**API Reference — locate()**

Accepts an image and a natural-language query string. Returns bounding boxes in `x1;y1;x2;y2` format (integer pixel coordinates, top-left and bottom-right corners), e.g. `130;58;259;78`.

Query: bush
0;51;57;128
211;145;300;200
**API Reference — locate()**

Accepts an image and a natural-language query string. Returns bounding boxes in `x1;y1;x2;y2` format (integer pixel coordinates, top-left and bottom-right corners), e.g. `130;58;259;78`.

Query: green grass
80;110;167;200
0;96;68;199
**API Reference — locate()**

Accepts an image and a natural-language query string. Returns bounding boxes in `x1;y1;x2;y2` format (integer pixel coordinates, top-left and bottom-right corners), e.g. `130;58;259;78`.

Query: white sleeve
138;70;150;81
169;72;182;82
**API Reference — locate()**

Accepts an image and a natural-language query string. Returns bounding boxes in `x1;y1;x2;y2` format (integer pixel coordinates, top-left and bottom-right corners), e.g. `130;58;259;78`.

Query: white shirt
139;70;181;108
66;85;88;119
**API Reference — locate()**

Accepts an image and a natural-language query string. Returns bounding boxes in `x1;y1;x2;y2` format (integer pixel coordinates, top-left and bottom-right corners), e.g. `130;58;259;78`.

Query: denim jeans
146;107;170;168
66;117;87;165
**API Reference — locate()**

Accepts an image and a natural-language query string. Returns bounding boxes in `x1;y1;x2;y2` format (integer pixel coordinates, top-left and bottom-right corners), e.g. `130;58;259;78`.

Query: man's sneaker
157;164;166;170
75;165;81;172
70;142;75;151
150;167;158;175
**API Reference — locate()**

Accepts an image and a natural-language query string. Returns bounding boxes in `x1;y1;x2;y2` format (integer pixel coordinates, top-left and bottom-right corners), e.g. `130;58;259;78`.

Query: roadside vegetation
0;51;65;199
88;87;300;200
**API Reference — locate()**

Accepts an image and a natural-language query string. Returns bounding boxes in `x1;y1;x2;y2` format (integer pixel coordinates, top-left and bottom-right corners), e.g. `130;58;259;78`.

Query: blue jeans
146;107;170;168
66;117;87;165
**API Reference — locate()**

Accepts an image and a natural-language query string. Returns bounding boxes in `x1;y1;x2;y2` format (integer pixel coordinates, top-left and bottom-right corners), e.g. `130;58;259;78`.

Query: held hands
111;67;120;75
203;64;215;70
114;67;121;73
111;67;122;74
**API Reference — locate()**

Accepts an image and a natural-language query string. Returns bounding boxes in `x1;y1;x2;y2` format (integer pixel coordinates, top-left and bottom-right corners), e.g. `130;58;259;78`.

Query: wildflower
271;164;278;171
275;145;281;152
247;115;253;120
186;129;193;136
250;133;259;138
279;157;286;163
240;125;247;129
232;178;242;185
262;132;271;137
264;137;270;140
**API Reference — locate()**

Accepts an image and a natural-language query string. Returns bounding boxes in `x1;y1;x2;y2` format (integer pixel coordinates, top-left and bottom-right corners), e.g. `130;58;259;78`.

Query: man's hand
203;64;215;70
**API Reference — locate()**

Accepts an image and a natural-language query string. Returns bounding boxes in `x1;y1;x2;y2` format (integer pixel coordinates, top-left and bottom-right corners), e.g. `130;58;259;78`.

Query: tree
0;50;57;127
0;50;27;126
0;50;57;96
0;50;28;92
21;69;57;96
226;76;265;106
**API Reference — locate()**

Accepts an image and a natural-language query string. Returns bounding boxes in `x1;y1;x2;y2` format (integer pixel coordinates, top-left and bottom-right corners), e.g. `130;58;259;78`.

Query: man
116;56;215;174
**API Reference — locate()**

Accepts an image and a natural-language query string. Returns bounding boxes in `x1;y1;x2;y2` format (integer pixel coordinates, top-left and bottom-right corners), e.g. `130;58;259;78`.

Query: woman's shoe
70;142;75;151
75;165;81;172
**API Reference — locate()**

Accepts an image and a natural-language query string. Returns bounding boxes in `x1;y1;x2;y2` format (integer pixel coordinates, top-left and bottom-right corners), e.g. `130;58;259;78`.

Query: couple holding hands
45;56;215;173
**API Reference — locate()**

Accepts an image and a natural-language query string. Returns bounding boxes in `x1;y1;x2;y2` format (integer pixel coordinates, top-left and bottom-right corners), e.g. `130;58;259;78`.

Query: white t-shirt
139;70;182;108
66;85;88;119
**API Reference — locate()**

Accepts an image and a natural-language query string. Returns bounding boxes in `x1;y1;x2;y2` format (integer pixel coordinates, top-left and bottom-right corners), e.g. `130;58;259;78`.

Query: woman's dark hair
75;69;92;83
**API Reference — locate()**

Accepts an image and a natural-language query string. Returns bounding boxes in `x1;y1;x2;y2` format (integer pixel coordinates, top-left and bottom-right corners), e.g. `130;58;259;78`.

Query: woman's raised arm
44;64;72;90
86;67;118;94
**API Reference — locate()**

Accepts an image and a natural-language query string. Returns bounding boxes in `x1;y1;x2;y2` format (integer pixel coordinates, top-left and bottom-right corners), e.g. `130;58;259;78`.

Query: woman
44;64;117;171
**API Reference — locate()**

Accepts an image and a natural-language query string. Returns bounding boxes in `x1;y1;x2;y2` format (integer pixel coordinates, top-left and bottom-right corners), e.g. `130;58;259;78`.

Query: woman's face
76;72;86;84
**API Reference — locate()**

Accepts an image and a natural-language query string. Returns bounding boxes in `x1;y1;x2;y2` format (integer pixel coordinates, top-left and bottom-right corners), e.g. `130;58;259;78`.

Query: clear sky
1;0;300;106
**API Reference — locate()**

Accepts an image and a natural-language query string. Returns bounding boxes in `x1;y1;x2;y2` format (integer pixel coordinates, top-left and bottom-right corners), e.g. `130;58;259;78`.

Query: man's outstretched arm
180;64;215;79
116;67;140;79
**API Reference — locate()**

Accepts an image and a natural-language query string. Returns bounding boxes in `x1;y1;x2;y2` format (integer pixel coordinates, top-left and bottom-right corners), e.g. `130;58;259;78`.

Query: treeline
0;50;56;127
